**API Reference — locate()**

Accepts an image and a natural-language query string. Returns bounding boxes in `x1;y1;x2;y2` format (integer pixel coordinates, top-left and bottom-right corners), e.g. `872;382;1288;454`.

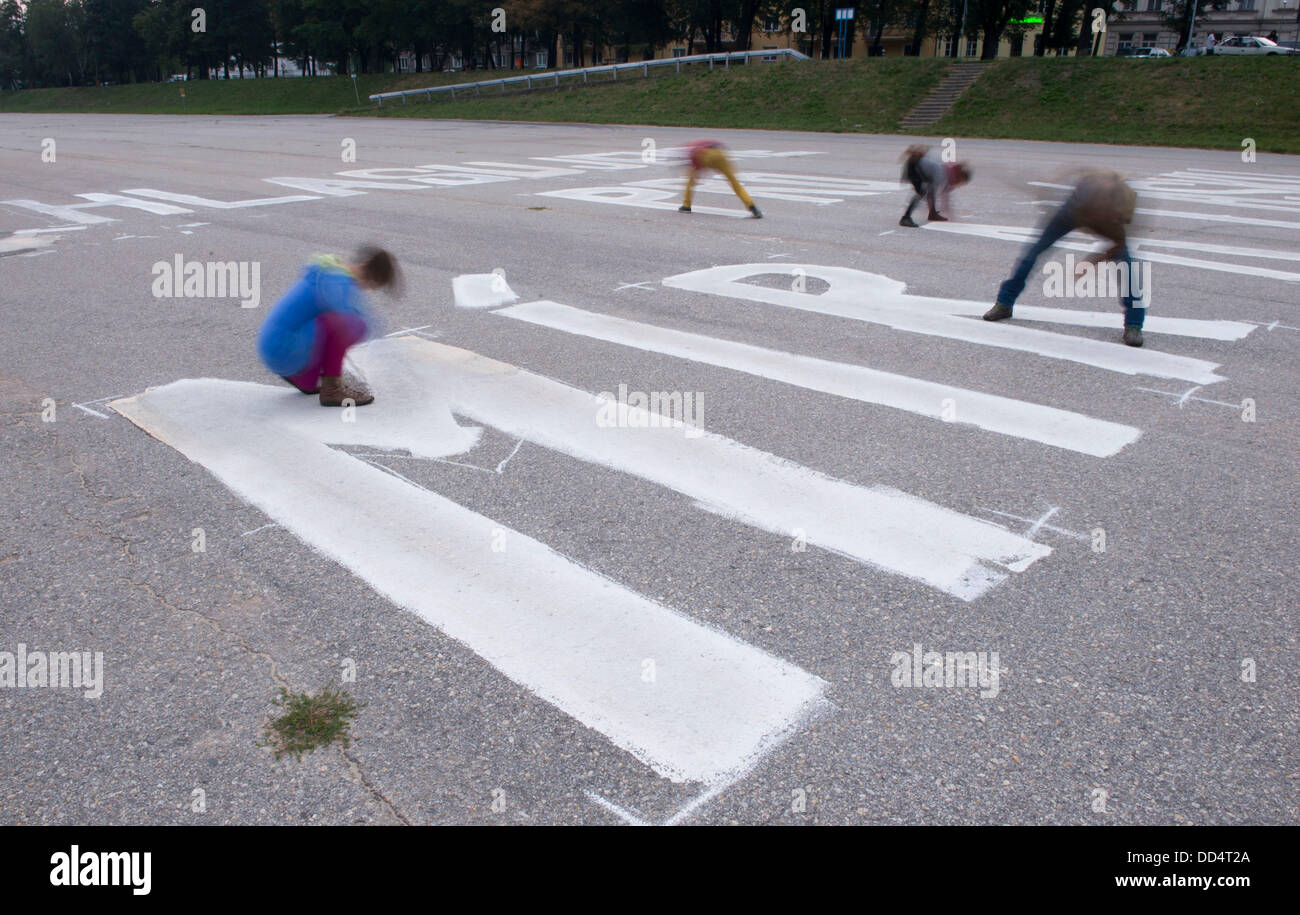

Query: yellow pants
684;147;755;210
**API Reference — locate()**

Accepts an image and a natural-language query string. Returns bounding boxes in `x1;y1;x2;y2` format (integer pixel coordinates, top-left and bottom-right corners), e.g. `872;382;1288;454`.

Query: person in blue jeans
983;171;1146;347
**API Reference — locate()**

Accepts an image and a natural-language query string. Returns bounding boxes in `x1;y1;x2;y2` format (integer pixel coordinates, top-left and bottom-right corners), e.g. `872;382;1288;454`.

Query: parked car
1118;46;1172;58
167;73;188;82
1213;36;1298;55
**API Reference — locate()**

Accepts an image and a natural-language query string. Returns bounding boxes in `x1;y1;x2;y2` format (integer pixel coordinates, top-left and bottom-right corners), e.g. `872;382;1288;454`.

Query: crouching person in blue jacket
257;247;400;406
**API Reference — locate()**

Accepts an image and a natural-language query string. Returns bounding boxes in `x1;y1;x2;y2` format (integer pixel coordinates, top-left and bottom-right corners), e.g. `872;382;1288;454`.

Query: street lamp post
1186;0;1201;50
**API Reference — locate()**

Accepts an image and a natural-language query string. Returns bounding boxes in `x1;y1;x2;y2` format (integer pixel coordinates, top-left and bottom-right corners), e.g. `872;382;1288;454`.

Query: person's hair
955;163;973;184
355;246;402;296
900;144;929;164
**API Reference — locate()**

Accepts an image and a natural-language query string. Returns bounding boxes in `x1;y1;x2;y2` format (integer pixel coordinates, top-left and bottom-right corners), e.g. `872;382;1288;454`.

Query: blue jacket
257;256;373;375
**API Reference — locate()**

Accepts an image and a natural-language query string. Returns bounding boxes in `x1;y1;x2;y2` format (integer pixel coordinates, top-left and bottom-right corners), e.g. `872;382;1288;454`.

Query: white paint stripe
1024;507;1059;540
662;263;1236;385
398;338;1051;600
662;782;736;826
1027;180;1300;215
385;325;436;337
537;185;748;217
584;792;650;826
494;300;1140;457
123;188;320;209
495;439;524;473
981;509;1090;542
72;403;111;419
110;363;829;786
1182;167;1300;180
1133;237;1300;262
1023;200;1300;232
0;235;56;255
923;222;1300;282
1007;304;1250;340
1134;386;1241;410
14;226;86;235
1134;207;1300;232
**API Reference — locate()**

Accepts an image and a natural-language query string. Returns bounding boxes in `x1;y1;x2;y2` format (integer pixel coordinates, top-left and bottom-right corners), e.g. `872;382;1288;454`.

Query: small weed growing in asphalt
263;685;362;760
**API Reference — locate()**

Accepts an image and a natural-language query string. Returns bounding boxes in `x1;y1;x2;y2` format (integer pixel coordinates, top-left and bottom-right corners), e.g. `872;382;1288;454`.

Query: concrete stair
900;62;988;129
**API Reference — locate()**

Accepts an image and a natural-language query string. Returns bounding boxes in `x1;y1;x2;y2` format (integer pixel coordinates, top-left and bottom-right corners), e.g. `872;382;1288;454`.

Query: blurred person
678;140;762;218
899;144;972;227
257;247;401;406
982;171;1146;347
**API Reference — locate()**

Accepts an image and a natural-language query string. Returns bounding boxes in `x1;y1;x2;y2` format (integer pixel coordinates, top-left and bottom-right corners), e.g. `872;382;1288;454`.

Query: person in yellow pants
679;140;762;218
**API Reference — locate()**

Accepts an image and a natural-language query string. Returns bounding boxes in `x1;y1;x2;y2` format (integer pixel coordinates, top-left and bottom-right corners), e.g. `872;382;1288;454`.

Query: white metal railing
368;49;810;106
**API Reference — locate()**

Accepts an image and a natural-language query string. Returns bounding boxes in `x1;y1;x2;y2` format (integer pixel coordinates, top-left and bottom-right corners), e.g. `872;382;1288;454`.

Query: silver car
1213;36;1298;55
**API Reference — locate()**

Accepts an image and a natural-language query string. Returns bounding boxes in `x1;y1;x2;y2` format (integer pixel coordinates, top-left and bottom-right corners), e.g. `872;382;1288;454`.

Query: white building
1105;0;1300;54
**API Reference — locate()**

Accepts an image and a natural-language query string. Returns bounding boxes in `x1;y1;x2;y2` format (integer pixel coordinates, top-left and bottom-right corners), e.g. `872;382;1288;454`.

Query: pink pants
286;312;367;391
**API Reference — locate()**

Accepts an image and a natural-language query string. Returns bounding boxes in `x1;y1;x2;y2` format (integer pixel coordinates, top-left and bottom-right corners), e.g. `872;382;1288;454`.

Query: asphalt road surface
1;114;1296;825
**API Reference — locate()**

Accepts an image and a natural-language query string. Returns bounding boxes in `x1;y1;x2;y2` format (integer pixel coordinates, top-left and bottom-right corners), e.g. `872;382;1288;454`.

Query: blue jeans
996;201;1145;329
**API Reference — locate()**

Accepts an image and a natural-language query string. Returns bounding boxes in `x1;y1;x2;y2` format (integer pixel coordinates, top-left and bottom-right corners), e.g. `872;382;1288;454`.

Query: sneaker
927;211;949;222
678;205;691;213
899;215;919;228
319;373;374;407
982;304;1013;322
749;204;763;218
1123;326;1144;347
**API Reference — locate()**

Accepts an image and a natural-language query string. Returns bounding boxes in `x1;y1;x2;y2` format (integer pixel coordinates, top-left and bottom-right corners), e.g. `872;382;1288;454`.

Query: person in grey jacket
899;144;972;228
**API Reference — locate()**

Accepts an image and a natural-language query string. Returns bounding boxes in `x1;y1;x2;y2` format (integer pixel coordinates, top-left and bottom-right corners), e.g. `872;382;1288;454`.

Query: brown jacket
1071;171;1137;259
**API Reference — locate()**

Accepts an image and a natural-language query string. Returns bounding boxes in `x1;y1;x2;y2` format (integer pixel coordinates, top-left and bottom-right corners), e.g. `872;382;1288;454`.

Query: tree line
3;0;1210;91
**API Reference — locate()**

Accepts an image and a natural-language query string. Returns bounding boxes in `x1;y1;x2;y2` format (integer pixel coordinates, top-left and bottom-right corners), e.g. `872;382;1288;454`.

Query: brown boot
319;374;374;407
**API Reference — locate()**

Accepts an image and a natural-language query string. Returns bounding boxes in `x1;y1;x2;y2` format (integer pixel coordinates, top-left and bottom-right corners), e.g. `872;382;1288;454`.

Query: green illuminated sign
1012;15;1044;25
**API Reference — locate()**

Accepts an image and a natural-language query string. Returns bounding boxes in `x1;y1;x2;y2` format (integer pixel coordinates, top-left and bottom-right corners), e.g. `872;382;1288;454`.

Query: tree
863;0;906;56
0;0;26;88
25;0;85;86
83;0;149;82
967;0;1033;59
1160;0;1230;50
1045;0;1083;54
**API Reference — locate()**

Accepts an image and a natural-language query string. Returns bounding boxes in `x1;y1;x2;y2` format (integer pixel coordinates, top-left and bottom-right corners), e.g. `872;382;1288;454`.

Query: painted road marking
494;299;1141;457
1023;200;1300;233
0;234;57;255
979;509;1090;543
395;337;1051;600
622;174;894;205
537;185;749;217
662;263;1246;384
1134;385;1242;410
71;394;123;419
110;363;830;787
922;222;1300;283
